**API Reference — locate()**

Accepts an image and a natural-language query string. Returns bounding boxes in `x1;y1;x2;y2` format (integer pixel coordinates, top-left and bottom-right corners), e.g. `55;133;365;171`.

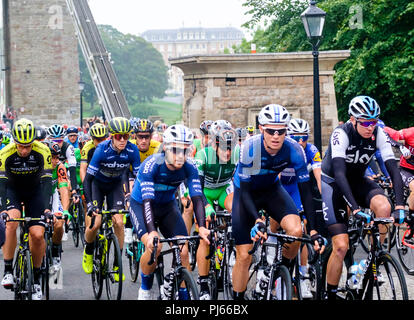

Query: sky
88;0;252;38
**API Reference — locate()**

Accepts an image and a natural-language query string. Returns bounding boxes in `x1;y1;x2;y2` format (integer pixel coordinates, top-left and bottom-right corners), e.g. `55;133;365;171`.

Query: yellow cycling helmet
108;117;131;134
246;125;255;134
12;118;36;145
89;123;108;139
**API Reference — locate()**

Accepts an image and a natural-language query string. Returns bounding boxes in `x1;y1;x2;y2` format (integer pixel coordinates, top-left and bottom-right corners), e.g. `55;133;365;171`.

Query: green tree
240;0;414;128
79;25;168;113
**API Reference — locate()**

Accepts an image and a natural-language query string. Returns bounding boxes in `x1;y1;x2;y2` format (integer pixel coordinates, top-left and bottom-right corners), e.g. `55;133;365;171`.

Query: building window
177;33;182;40
201;32;206;39
189;32;193;39
195;32;199;39
183;33;187;40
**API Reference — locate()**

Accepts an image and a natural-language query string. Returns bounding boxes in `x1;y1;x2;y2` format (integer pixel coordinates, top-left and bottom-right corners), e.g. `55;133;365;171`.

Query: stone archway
170;51;350;150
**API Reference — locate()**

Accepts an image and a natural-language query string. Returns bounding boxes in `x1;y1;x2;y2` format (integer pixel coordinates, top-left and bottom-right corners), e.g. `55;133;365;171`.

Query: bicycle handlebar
248;231;313;255
89;209;129;229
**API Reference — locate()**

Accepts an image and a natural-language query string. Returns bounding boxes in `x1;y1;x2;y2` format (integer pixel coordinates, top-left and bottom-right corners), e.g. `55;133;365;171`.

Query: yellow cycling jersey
0;140;52;186
130;139;161;162
80;140;96;164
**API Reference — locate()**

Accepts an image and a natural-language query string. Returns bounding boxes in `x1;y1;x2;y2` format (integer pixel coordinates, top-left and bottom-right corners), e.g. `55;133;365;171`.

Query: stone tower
3;0;80;127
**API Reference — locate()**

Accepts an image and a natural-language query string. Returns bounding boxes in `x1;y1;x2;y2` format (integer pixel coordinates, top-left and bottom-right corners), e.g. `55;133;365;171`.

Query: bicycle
89;209;129;300
204;210;235;300
125;224;145;282
69;199;85;248
321;213;409;300
41;213;66;300
3;215;43;300
148;235;200;300
394;213;414;275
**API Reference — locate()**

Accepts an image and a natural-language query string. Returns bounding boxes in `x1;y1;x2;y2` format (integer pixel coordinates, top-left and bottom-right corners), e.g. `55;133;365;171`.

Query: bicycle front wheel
222;246;236;300
267;265;292;300
15;250;33;300
363;252;408;300
395;224;414;275
105;235;123;300
91;238;104;299
172;267;199;300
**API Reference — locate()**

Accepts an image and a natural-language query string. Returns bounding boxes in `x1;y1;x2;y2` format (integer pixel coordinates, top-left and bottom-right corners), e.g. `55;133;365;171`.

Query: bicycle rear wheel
41;236;53;300
172;267;199;300
267;265;292;300
105;235;123;300
127;240;144;282
365;252;408;300
91;237;104;299
395;224;414;275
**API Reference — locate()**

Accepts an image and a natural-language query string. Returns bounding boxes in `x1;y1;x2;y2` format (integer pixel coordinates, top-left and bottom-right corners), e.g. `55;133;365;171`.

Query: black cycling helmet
235;127;247;139
35;126;47;141
200;120;213;136
134;119;154;134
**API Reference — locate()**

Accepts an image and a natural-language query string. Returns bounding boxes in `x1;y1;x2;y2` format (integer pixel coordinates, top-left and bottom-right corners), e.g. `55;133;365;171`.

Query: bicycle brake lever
148;237;158;265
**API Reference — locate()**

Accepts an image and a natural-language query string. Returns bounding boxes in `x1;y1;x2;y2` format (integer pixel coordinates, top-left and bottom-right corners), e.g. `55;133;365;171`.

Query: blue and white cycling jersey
131;153;203;204
233;134;310;189
280;142;322;185
64;136;80;149
86;140;140;183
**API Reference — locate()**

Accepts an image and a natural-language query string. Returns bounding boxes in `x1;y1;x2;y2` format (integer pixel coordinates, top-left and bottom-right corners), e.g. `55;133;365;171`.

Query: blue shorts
129;199;188;240
231;180;299;246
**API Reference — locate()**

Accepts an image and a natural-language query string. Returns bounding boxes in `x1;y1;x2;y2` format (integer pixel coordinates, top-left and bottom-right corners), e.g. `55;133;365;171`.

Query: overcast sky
88;0;252;37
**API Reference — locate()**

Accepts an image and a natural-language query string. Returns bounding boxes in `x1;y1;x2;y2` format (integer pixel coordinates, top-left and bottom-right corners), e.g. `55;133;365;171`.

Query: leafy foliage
240;0;414;128
79;25;168;110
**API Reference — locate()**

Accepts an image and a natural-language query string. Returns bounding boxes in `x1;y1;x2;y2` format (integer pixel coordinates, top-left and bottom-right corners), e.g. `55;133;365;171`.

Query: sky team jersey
131;153;203;204
130;139;161;163
233;134;309;189
280;142;321;185
87;140;140;183
383;126;414;171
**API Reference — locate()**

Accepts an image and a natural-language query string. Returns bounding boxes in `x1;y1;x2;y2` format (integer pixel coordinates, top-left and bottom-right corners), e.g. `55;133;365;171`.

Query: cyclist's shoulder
0;142;17;159
150;139;161;149
82;140;95;153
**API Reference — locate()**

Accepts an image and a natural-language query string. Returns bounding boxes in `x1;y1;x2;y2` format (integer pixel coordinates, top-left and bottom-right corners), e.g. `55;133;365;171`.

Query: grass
83;98;183;125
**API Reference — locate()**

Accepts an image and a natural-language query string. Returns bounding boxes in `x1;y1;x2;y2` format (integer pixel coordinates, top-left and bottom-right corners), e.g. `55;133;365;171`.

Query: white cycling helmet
258;104;290;126
163;124;194;145
288;118;310;135
348;96;380;120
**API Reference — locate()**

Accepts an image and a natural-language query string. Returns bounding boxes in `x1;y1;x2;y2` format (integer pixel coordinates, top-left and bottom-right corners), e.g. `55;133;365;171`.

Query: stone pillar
5;0;80;126
170;51;350;152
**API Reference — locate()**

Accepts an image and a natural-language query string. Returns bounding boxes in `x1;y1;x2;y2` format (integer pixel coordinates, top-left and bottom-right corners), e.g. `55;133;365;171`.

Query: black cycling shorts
129;199;188;240
231;180;298;246
91;178;125;211
6;187;47;228
322;175;385;237
400;167;414;188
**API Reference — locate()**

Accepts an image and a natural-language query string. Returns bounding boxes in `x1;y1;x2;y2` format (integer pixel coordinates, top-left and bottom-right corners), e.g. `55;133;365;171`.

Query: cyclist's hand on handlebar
146;231;160;253
0;211;9;222
353;209;372;225
205;204;216;222
391;207;407;225
250;219;267;242
199;226;211;245
310;231;327;254
86;203;99;217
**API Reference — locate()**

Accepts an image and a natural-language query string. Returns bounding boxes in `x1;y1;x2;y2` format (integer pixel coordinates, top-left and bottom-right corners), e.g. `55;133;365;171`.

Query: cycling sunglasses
136;134;151;140
357;120;378;128
263;127;287;136
290;135;309;142
166;146;190;156
113;133;130;141
52;139;64;143
93;136;107;142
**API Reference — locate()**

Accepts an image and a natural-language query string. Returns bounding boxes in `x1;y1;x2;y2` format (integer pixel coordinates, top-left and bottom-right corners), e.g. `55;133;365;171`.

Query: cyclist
47;124;80;203
129;124;210;300
65;126;80;149
82;117;140;280
231;104;324;300
382;124;414;216
124;119;160;244
194;120;238;300
48;140;71;271
280;118;322;298
1;133;11;147
191;120;213;157
0;119;53;300
322;96;406;300
246;125;255;137
34;126;47;142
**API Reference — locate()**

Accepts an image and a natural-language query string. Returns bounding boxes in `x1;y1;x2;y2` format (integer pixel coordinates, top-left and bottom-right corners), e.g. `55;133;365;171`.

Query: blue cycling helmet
66;125;79;135
348;96;380;120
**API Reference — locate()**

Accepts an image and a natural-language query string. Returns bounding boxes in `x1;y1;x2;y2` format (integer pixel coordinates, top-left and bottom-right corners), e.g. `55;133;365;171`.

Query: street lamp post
301;0;326;153
78;81;85;129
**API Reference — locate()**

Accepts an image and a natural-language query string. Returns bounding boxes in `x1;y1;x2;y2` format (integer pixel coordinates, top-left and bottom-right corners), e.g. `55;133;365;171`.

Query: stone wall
170;51;350;151
5;0;80;126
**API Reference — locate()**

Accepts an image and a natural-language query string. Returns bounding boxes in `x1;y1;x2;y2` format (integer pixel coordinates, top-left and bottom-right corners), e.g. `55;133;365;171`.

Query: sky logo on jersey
345;150;373;164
